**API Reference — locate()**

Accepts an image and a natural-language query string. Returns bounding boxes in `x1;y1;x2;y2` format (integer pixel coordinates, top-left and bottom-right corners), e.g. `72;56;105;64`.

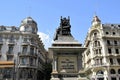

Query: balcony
30;42;36;46
106;53;120;57
92;63;108;68
19;52;37;58
22;41;29;45
93;37;100;40
93;54;103;58
18;52;28;57
19;63;37;68
114;44;120;48
29;52;37;58
107;44;113;47
6;51;14;56
8;40;15;45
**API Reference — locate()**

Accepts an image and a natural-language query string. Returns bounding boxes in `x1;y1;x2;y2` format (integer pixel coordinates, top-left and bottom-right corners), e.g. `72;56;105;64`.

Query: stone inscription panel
58;55;77;73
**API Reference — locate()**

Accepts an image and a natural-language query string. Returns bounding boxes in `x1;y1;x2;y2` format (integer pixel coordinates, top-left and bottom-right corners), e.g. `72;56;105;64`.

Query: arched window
94;33;97;37
94;41;97;47
98;41;100;46
94;41;101;47
96;70;104;75
110;69;116;74
118;69;120;74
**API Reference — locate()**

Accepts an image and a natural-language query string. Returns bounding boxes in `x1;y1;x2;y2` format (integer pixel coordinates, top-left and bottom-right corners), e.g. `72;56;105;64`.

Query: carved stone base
50;78;60;80
77;78;88;80
52;70;58;74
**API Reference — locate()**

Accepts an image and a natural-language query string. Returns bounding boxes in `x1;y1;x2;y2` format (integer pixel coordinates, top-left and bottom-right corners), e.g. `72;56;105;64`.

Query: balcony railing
30;42;36;46
92;63;108;67
6;51;14;56
22;41;29;45
19;52;37;57
8;40;15;45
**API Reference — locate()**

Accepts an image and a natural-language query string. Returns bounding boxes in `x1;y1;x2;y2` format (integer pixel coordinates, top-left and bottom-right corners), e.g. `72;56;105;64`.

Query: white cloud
37;32;51;50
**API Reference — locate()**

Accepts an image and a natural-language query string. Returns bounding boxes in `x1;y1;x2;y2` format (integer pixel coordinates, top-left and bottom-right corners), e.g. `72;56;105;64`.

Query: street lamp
13;59;16;80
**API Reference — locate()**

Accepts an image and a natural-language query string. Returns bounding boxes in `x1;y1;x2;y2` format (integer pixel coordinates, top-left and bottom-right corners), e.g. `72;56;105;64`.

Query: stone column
53;56;58;73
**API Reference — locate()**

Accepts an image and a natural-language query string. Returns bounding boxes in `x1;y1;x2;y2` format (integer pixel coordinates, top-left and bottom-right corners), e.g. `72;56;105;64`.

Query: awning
0;61;14;68
0;61;14;65
0;65;14;68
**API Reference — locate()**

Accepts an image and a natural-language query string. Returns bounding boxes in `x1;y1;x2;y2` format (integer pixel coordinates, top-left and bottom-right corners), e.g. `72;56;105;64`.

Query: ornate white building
0;17;47;80
83;15;120;80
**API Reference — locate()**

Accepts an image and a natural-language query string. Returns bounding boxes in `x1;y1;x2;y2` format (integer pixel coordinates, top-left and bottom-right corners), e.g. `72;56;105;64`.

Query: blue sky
0;0;120;49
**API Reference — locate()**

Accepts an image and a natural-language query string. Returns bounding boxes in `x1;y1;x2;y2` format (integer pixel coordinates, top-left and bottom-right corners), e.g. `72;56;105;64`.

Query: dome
19;17;38;33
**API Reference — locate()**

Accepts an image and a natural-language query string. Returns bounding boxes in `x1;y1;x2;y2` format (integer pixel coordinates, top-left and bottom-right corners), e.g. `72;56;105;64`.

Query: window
106;32;109;35
20;70;25;78
0;45;2;53
111;77;116;80
95;49;98;54
23;38;27;42
114;40;117;45
30;38;34;42
108;48;112;54
28;70;33;78
8;46;13;54
0;35;3;42
94;33;97;37
22;46;27;54
30;47;34;55
3;69;12;78
7;56;13;61
21;58;26;65
118;69;120;74
100;58;102;64
99;49;101;54
115;49;119;54
96;70;104;75
25;26;28;31
32;28;35;33
94;41;100;47
117;58;120;65
107;40;110;45
110;58;113;65
30;58;33;66
110;69;116;74
9;35;14;42
94;41;97;47
96;59;99;65
98;41;100;46
113;32;116;35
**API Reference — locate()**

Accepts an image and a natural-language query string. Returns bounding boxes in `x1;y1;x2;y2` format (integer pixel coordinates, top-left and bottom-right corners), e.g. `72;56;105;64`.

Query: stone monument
49;16;87;80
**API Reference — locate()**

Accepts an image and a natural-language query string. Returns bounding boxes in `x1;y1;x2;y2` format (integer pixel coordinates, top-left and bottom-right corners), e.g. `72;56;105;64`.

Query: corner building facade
0;17;46;80
83;16;120;80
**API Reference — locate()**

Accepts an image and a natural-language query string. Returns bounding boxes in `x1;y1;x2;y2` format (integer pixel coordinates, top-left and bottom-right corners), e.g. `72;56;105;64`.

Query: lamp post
16;52;20;80
13;59;16;80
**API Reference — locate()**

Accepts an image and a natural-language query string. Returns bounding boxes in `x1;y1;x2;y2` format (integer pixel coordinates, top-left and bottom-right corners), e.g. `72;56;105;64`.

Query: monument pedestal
77;70;88;80
51;72;60;80
49;17;87;80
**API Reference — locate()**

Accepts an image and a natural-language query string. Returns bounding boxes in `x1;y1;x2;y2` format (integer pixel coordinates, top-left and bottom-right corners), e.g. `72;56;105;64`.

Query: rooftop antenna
94;0;99;16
